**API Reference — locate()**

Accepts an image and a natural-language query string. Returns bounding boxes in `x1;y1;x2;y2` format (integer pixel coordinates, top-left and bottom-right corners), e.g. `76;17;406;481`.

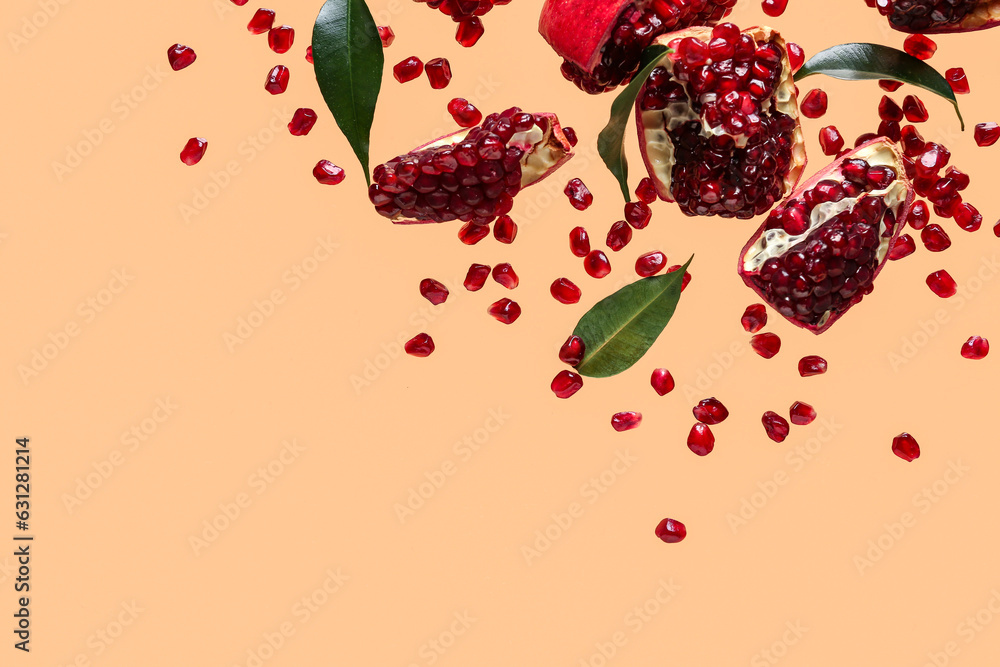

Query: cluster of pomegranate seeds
288;108;317;136
741;304;767;332
888;234;916;260
800;89;828;118
312;160;345;185
393;56;424;83
635;251;667;277
569;227;590;257
559;335;586;366
584;250;612;278
564;178;593;210
686;423;715;456
654;518;687;543
426;58;452;89
248;8;275;34
892;433;920;462
377;25;394;47
761;411;790;442
819;126;844;156
975;122;1000;146
494;215;517;243
926;269;958;297
798;355;828;376
903;33;937;60
464;264;490;291
606;220;633;252
550;278;582;304
411;0;501;46
650;368;674;395
693;397;728;424
761;0;789;17
611;411;642;432
179;138;208;166
419;278;449;305
268;25;294;54
750;332;781;359
961;335;990;359
789;401;816;426
405;333;436;357
264;65;289;94
167;44;197;71
447;98;482;128
872;0;977;32
551;370;584;398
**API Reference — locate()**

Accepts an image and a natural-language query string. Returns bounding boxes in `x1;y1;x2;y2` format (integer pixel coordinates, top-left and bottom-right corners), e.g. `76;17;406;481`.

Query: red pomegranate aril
888;234;916;260
377;25;394;47
878;96;904;121
789;401;816;426
268;25;294;54
248;8;275;34
693;397;728;425
762;411;790;442
902;95;929;122
570;227;591;257
264;65;290;94
920;223;951;252
650;368;674;396
962;335;989;359
232;0;248;4
404;333;435;357
687;423;715;456
798;355;827;376
288;108;317;136
564;178;593;210
559;335;586;366
945;166;970;190
493;215;517;243
551;370;584;398
800;89;828;118
954;203;982;231
655;518;687;543
458;222;491;245
819;126;844;156
606;220;632;251
761;0;789;16
946;67;970;94
900;125;926;158
179;137;208;166
903;33;937;60
393;56;423;83
926;269;958;298
313;160;345;184
584;250;611;278
425;58;452;89
305;45;313;63
855;132;879;148
892;433;920;462
975;122;1000;147
464;263;490;291
446;98;482;128
550;277;582;304
487;298;521;324
456;17;484;47
877;120;902;143
624;201;652;229
787;42;805;72
908;200;930;229
995;220;1000;237
635;177;658;204
741;304;768;333
419;278;449;305
167;44;197;71
879;79;903;92
750;332;781;358
611;411;642;432
666;265;691;291
492;263;519;289
635;251;666;277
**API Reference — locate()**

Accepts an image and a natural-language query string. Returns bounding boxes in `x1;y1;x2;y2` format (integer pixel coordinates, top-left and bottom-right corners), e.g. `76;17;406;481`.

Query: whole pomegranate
866;0;1000;33
538;0;738;94
635;24;806;218
738;138;914;333
368;108;574;224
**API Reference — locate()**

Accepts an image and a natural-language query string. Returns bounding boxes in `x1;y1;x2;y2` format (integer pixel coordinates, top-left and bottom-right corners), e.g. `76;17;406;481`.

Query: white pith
421;125;560;187
964;1;1000;28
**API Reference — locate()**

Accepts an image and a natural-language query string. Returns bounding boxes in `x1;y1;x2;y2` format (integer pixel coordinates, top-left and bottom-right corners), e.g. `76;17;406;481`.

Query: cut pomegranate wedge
869;0;1000;33
738;138;914;334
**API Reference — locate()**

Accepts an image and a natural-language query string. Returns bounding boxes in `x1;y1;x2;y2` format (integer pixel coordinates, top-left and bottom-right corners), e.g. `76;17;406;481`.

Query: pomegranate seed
686;424;715;456
248;8;275;34
606;220;632;252
888;234;916;260
425;58;452;89
288;108;317;136
926;270;958;298
800;89;828;119
267;25;294;54
741;304;767;333
404;333;435;357
789;401;816;426
762;411;790;442
665;265;691;291
167;44;197;71
446;98;482;128
819;126;844;155
563;127;579;146
787;42;805;72
945;166;970;190
232;0;249;4
264;65;289;94
623;201;652;229
798;355;828;377
650;368;674;396
635;177;658;204
877;119;902;143
946;67;970;94
878;96;904;122
902;95;929;122
920;224;951;252
392;56;423;83
559;335;585;366
975;122;1000;147
458;222;491;246
693;397;728;425
179;137;208;166
492;263;518;289
954;203;982;232
464;264;490;291
635;251;666;277
305;45;313;63
455;18;484;47
891;433;920;462
551;370;584;398
564;178;593;210
962;336;989;359
493;215;517;243
487;298;520;324
312;160;345;185
584;250;611;278
611;411;642;432
995;220;1000;237
879;79;903;92
654;518;687;543
750;332;781;359
761;0;788;16
854;132;879;148
550;278;582;304
908;200;930;229
377;25;394;47
903;33;937;60
569;227;590;257
419;278;449;305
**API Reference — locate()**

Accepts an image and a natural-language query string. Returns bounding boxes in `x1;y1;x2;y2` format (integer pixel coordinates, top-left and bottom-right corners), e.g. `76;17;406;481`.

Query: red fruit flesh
264;65;289;94
551;370;584;398
738;138;914;334
741;303;767;332
888;234;916;260
800;89;828;118
879;79;904;91
651;368;675;395
456;18;485;47
458;222;490;245
926;269;957;297
904;33;937;58
464;263;491;291
551;277;582;304
635;177;658;204
762;411;790;442
419;278;449;304
167;44;197;71
584;250;612;278
288;108;317;136
946;67;971;93
564;178;593;210
559;335;586;365
624;201;652;228
955;203;982;231
611;411;642;432
786;42;805;72
487;298;521;323
789;401;816;425
491;263;519;289
819;126;845;156
686;423;715;455
892;433;920;461
762;0;789;16
635;251;667;277
448;98;482;128
425;58;453;89
908;200;930;229
874;1;999;34
693;397;728;424
393;56;424;82
798;355;828;376
268;25;294;54
655;518;687;542
606;220;633;251
305;46;313;63
313;160;345;185
962;335;990;359
405;333;435;357
570;226;591;257
903;95;929;122
563;127;579;146
494;215;517;243
975;122;1000;146
666;265;692;290
920;223;951;252
750;332;781;358
248;8;275;34
378;25;395;47
180;137;208;166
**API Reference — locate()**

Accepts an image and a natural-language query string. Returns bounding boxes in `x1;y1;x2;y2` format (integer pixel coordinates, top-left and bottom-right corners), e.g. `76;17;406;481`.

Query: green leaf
795;42;963;130
598;45;669;202
312;0;384;185
572;256;692;378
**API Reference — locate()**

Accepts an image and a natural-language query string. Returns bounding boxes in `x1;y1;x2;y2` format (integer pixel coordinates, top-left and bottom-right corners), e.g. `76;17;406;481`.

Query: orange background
5;0;1000;664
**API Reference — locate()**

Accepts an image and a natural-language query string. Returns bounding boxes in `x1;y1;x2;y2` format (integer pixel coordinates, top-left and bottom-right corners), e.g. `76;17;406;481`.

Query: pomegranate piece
798;355;828;376
650;368;675;396
955;203;982;231
891;433;920;462
305;45;313;63
559;335;586;366
946;67;970;93
878;96;904;121
564;178;594;210
666;265;692;291
551;370;584;398
419;278;449;305
393;56;423;83
313;160;345;184
995;220;1000;237
686;423;715;456
606;220;633;252
550;277;582;304
888;234;916;260
761;0;788;15
975;122;1000;147
248;8;275;34
563;127;579;146
654;518;687;543
877;119;902;143
693;397;728;425
635;251;667;277
739;138;914;334
786;42;805;72
377;25;394;47
789;401;816;426
819;126;845;156
487;298;521;323
611;411;642;432
491;263;519;289
902;95;929;122
872;0;1000;34
425;58;452;89
920;223;951;252
636;24;806;219
288;108;317;136
455;18;484;47
264;65;289;94
879;79;903;92
179;137;208;166
458;222;490;245
267;25;294;54
761;411;790;442
624;201;652;229
167;44;197;71
741;304;767;333
232;0;249;4
961;335;990;359
447;98;482;128
369;108;574;225
584;250;612;278
464;263;490;291
404;333;435;357
750;332;781;358
569;226;591;257
635;177;658;204
903;33;937;59
926;269;958;297
800;89;828;118
494;214;517;243
908;200;929;229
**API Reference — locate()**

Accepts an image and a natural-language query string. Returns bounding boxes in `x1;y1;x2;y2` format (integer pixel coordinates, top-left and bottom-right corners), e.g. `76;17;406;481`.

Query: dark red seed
606;220;632;252
455;17;484;47
464;263;490;291
564;178;593;210
392;56;423;83
569;226;590;257
419;278;449;305
789;401;816;426
288;108;317;136
798;355;828;377
264;65;289;94
854;132;879;148
800;89;828;118
305;45;313;63
878;96;903;122
635;251;666;277
945;166;970;191
650;368;674;396
458;222;490;245
559;335;585;366
892;433;920;462
762;411;790;442
946;67;970;94
920;224;951;252
635;177;658;204
551;370;584;398
926;270;957;298
167;44;197;71
975;122;1000;147
447;98;482;128
903;34;937;60
879;80;903;92
492;263;518;289
995;220;1000;237
761;0;788;16
693;397;728;425
623;201;652;229
750;332;781;359
908;200;930;229
902;95;929;122
686;423;715;456
179;137;208;165
425;58;452;89
819;126;844;155
954;203;982;232
611;411;642;432
654;518;687;543
312;160;345;184
487;298;521;324
787;42;805;72
584;250;611;278
962;336;989;360
888;234;916;260
665;266;691;292
550;278;582;304
404;333;435;357
741;304;767;333
377;25;394;47
267;25;294;54
563;127;579;146
248;8;275;34
232;0;249;4
494;215;517;243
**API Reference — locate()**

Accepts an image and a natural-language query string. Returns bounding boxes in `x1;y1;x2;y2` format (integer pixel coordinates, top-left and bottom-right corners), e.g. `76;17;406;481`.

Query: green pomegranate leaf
795;42;963;130
598;45;669;202
312;0;384;185
572;256;692;378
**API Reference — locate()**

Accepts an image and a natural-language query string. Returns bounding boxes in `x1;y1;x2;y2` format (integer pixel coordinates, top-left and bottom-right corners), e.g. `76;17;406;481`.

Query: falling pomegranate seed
392;56;423;83
787;42;805;72
493;215;517;243
926;270;958;298
419;278;449;305
760;0;788;16
762;411;790;443
559;335;585;366
455;17;484;47
377;25;394;47
650;368;674;396
425;58;452;89
946;166;970;190
854;132;879;148
693;397;728;425
264;65;289;94
312;160;345;185
891;433;920;462
902;95;929;122
920;224;951;252
741;304;767;333
975;122;1000;147
888;234;916;260
167;43;197;71
606;220;632;252
750;332;781;359
569;227;590;257
564;178;593;210
563;127;579;146
550;278;582;304
267;25;294;54
464;263;490;291
232;0;249;4
584;250;611;279
818;126;844;156
665;265;691;291
446;98;482;128
789;401;816;426
551;370;584;398
404;333;435;357
994;220;1000;237
623;201;652;229
946;67;970;94
492;263;519;289
903;33;937;60
878;120;902;143
879;79;903;92
961;335;990;360
179;137;208;166
487;298;521;324
878;96;904;121
654;518;687;543
611;411;642;432
288;108;317;136
635;251;666;277
686;424;715;456
305;45;313;63
800;89;828;119
954;203;982;232
798;355;828;377
908;200;930;229
248;8;275;34
635;177;658;204
457;222;491;245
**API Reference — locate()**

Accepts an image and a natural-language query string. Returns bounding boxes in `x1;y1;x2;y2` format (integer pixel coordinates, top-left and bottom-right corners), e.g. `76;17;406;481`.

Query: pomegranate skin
871;0;1000;34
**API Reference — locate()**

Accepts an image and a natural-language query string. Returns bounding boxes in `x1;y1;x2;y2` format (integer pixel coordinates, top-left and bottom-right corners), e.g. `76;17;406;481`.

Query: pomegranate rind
883;1;1000;33
635;25;806;207
538;0;630;72
737;137;914;334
